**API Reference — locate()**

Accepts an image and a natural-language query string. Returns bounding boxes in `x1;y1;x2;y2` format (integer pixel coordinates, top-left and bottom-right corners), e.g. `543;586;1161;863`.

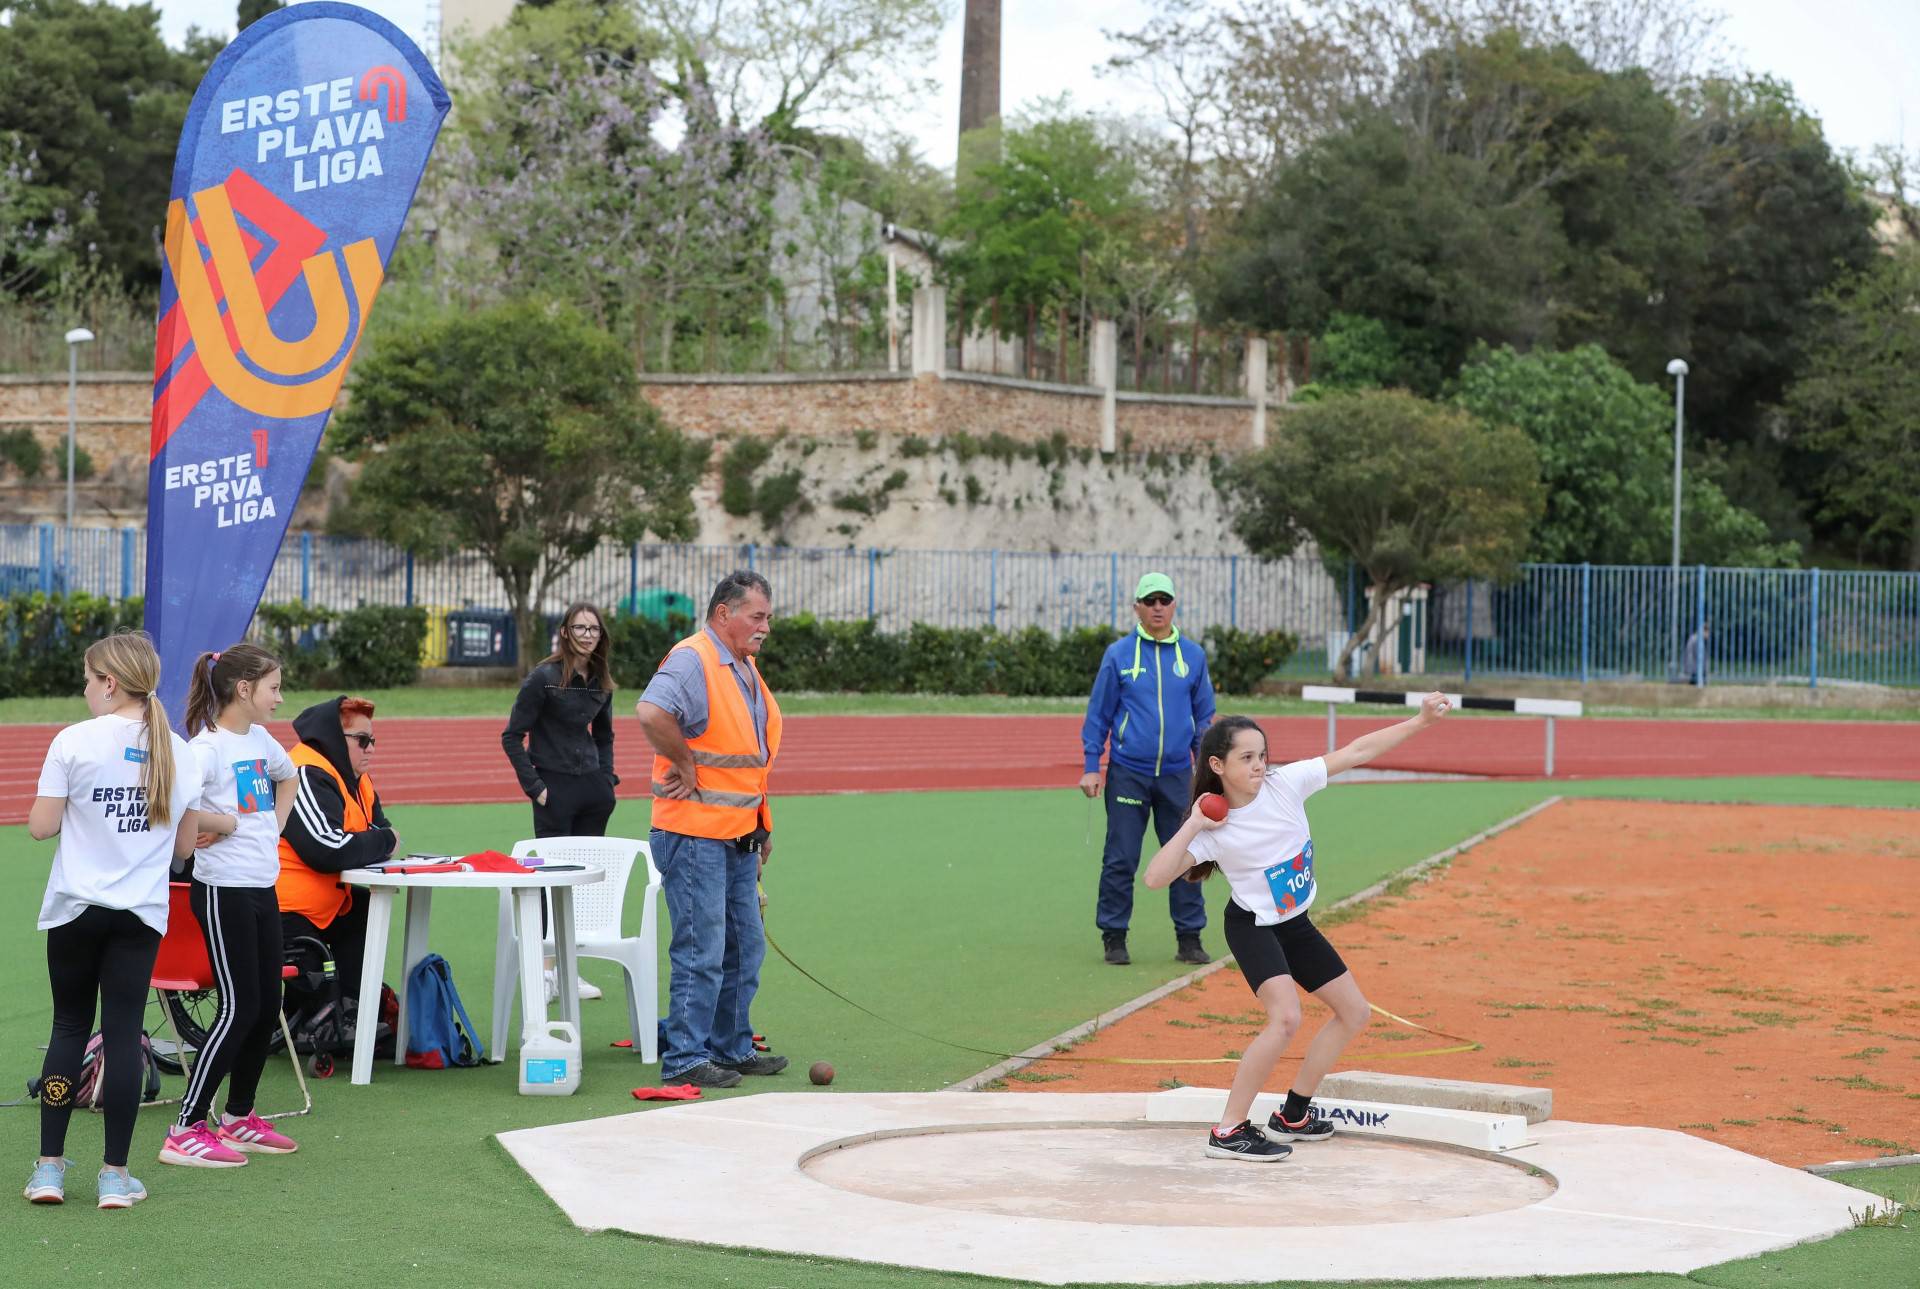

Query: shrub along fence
0;594;429;698
609;613;1298;697
0;595;1295;701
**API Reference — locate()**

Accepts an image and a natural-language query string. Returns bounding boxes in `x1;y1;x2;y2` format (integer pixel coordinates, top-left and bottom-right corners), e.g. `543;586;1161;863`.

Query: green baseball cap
1134;572;1176;601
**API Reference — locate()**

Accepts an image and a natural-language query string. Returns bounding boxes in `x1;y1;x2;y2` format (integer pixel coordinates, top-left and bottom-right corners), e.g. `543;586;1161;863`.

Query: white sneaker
543;968;601;1001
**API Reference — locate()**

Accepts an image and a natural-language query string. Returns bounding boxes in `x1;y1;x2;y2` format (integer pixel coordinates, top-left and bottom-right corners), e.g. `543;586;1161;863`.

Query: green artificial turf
1;779;1912;1285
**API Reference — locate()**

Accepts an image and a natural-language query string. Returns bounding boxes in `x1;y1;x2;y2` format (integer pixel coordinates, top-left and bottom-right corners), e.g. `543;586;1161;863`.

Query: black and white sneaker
1204;1121;1292;1162
1263;1106;1336;1142
674;1061;744;1089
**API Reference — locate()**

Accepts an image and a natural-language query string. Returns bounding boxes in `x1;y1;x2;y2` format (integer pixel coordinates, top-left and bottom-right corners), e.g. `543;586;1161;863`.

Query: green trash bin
619;588;695;624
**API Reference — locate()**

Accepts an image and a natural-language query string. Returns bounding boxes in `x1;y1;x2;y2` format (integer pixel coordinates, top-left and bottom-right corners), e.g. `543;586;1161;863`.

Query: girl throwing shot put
1144;693;1451;1161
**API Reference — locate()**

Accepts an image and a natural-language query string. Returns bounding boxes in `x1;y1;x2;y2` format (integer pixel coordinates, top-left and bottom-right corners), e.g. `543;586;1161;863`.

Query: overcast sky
148;0;1920;172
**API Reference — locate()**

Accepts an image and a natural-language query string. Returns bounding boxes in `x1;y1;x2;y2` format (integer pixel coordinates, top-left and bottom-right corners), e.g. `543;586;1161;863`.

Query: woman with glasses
503;601;620;840
501;602;619;999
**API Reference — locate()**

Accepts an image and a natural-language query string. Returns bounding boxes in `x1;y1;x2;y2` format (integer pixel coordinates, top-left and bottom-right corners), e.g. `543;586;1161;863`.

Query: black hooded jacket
281;697;396;875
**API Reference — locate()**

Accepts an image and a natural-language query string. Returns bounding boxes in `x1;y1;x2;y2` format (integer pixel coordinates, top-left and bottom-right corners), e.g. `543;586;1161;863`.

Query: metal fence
1427;564;1920;688
1;524;1344;673
8;525;1918;687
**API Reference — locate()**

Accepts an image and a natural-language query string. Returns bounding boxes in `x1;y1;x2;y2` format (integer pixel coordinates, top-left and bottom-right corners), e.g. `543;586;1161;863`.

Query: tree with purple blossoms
634;0;948;143
437;3;780;369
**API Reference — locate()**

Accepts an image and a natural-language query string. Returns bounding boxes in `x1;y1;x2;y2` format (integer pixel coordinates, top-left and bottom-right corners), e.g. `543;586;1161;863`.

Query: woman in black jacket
502;601;618;1001
502;600;619;839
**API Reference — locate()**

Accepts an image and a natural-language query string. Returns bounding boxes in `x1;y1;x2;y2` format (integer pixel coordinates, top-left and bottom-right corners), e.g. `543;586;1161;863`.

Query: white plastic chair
490;836;661;1063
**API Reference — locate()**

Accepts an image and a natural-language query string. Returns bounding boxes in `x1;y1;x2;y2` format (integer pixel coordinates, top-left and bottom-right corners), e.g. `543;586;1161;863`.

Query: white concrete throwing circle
497;1092;1874;1283
802;1124;1554;1227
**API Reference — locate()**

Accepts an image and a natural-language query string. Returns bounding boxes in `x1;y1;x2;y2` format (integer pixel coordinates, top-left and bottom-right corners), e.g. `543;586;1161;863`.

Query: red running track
2;713;1914;823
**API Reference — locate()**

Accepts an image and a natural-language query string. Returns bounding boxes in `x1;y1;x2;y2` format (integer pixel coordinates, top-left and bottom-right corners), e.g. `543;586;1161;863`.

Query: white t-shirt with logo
1185;757;1329;925
190;723;296;888
35;713;198;934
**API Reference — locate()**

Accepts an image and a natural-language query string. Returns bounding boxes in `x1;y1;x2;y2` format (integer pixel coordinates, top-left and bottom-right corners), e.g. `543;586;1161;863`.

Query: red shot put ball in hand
1198;792;1228;822
809;1061;835;1086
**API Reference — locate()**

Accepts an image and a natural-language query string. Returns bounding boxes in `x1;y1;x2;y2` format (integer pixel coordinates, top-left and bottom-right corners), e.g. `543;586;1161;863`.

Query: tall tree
330;300;707;671
1669;77;1879;446
1112;0;1727;190
1454;344;1795;567
1785;251;1920;570
237;0;283;32
1225;389;1544;679
438;1;779;366
0;0;218;293
944;112;1150;335
630;0;947;143
1210;107;1564;393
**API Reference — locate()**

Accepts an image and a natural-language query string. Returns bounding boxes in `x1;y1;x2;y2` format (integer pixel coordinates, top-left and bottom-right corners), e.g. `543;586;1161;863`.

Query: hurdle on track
1301;686;1584;777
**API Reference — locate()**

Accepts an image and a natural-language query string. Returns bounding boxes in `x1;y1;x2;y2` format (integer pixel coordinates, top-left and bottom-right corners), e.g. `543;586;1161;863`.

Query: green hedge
0;593;146;698
250;602;429;691
0;595;1299;700
604;610;1296;696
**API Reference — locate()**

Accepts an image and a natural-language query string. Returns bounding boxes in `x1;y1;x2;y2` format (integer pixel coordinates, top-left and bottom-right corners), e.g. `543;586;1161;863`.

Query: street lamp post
64;328;95;549
1665;358;1689;679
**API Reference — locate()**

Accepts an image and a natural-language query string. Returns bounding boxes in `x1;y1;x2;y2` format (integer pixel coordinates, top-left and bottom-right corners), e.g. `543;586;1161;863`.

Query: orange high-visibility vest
649;630;782;840
276;742;376;928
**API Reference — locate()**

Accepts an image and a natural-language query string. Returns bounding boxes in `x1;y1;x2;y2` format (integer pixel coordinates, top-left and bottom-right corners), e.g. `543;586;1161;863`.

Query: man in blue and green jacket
1079;571;1216;966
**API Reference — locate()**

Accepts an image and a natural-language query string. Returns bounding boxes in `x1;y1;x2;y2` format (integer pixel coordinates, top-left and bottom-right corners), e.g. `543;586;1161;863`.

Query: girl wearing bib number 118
161;644;300;1169
1144;693;1451;1161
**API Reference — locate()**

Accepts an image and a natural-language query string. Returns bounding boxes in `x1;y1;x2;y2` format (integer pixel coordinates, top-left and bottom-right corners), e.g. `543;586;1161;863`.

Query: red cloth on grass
632;1086;701;1101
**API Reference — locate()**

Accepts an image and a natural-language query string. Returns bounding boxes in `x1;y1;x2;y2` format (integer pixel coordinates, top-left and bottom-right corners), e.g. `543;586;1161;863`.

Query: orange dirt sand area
1010;799;1920;1168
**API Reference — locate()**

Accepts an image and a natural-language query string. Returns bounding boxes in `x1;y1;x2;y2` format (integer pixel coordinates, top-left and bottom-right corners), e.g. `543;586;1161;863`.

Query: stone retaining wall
0;370;1266;523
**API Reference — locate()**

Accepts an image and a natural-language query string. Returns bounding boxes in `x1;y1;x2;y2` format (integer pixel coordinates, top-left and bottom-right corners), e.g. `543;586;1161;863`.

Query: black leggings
178;882;282;1129
532;769;615;934
41;906;162;1167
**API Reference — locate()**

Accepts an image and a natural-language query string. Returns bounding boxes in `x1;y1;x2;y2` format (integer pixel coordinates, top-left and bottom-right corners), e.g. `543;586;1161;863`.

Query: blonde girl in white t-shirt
160;643;299;1169
27;632;198;1209
1145;695;1451;1162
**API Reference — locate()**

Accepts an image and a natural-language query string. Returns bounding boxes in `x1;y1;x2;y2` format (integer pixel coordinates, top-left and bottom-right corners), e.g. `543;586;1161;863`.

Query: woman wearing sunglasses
501;601;619;1000
277;694;400;1028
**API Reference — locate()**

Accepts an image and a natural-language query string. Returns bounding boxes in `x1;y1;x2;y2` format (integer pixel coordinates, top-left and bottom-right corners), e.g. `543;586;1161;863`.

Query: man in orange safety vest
634;570;785;1089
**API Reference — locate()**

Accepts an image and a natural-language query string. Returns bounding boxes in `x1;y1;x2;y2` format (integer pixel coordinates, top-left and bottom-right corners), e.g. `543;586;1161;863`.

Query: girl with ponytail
162;642;302;1167
26;632;198;1208
1143;694;1454;1164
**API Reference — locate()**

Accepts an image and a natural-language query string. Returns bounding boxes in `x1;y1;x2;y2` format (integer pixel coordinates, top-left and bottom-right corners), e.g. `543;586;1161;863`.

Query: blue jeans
1097;763;1207;934
651;829;766;1079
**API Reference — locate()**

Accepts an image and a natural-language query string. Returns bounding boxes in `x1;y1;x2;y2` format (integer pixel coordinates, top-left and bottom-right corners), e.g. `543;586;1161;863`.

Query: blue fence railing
1428;563;1920;688
6;525;1917;688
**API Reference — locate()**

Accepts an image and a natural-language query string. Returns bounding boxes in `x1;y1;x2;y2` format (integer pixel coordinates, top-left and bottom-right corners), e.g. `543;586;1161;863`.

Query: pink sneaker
158;1121;248;1168
216;1112;299;1155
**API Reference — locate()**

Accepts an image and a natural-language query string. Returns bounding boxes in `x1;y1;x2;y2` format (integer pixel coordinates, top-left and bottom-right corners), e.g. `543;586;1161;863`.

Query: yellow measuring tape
763;924;1481;1069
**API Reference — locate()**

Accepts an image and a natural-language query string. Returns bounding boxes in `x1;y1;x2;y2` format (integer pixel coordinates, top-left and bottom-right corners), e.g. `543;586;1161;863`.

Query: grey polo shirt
639;627;770;761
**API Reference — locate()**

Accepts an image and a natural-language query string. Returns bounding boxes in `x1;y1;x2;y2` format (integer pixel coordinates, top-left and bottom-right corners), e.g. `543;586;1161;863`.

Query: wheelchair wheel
158;987;292;1061
154;988;217;1073
309;1053;335;1079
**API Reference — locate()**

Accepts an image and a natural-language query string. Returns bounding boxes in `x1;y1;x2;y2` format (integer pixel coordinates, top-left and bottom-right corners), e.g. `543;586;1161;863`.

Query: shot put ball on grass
810;1061;835;1086
1198;793;1228;821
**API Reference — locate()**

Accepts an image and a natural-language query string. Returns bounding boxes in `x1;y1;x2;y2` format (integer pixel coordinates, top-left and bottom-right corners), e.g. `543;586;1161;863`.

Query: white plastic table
340;866;604;1085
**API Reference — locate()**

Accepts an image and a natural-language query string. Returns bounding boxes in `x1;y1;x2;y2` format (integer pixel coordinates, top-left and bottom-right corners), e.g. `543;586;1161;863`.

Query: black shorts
1223;900;1349;994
